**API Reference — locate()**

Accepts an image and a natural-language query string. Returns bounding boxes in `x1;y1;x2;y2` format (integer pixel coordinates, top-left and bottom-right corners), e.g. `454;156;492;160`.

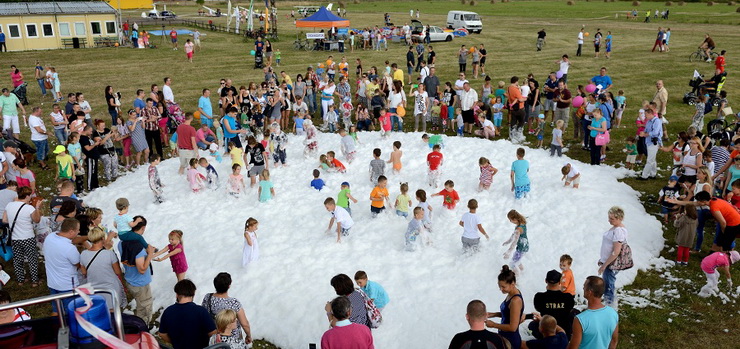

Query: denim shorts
32;139;48;161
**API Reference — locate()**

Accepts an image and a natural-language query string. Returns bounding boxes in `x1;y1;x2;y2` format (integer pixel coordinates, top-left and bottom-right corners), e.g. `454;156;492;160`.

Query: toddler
423;133;444;150
388;141;403;174
369;148;385;185
427;144;443;188
510;147;530;199
354;271;390;309
430;100;442;132
153;230;188;281
658;175;680;223
674;205;698;266
624;137;637;170
294;114;306;136
699;251;739;297
209;143;223;163
415;189;433;229
479;157;499;191
242;217;260;269
228;164;246;197
148;154;164;203
327;151;347;173
337;181;358;215
492;97;504;134
67;132;84;192
432;180;460;210
559;254;576;296
404;207;429;251
54;145;74;182
304;119;319;158
319;154;331;171
615;89;626;128
459;199;489;253
379;108;392;138
369;175;390;217
535;114;546;148
395;182;412;218
199;158;219;190
258;169;275;203
187;158;206;192
550;119;563;157
275;48;281;66
561;163;581;189
340;97;354;129
325;197;354;243
270;123;288;167
455;108;464;137
339;129;357;163
228;142;246;169
209;309;247;349
169;131;179;158
349;125;360;144
311;168;326;191
326;105;339;133
503;209;529;274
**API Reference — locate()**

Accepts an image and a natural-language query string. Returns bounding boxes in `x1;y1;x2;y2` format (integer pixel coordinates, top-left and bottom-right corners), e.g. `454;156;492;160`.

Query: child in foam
698;250;739;297
478;157;498;192
303;119;319;158
503;209;529;274
242;217;260;269
153;230;188;281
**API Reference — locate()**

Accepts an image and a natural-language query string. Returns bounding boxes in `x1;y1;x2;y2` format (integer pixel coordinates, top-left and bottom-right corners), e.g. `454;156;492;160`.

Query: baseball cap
669;175;679;182
538;113;545;119
209;143;218;151
53;145;66;154
341;181;350;188
3;141;17;149
730;250;740;264
545;270;562;284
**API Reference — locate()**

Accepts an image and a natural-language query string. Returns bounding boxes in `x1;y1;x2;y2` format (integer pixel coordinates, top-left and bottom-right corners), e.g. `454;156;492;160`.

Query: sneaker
706;58;712;62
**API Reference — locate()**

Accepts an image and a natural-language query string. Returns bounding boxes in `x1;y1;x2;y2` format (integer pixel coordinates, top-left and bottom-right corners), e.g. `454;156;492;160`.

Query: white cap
209;143;218;151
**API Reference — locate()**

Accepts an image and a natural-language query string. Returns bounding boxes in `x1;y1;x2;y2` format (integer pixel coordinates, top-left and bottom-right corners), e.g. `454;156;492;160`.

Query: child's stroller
254;50;264;69
12;82;28;105
166;101;185;134
684;72;727;106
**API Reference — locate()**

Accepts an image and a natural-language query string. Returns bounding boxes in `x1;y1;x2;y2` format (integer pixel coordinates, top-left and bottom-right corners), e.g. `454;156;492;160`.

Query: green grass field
1;1;739;347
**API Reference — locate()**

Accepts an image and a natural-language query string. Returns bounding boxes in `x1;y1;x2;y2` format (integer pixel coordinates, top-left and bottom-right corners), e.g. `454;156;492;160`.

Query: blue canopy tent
296;6;349;28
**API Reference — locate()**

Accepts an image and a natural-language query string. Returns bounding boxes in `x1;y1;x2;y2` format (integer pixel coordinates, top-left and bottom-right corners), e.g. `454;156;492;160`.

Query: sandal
31;283;39;288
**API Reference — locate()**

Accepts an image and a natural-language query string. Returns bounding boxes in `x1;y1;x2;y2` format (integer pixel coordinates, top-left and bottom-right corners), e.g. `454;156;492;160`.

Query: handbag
1;204;28;262
609;239;634;271
396;105;406;117
595;130;610;146
44;79;53;90
356;288;382;328
722;106;734;117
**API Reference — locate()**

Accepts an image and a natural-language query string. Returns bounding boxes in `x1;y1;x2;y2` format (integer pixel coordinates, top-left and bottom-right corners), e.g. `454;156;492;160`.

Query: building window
25;24;38;38
8;24;20;38
74;22;85;36
90;22;101;35
105;21;116;35
42;23;54;37
59;23;70;36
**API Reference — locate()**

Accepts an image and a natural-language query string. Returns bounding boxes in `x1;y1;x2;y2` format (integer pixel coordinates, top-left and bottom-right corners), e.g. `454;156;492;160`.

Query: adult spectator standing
222;108;247;148
321;296;375;349
639;109;662;179
169;27;178;50
327;274;369;327
198;89;214;128
134;89;146;116
80;227;126;311
64;93;76;122
528;270;576;339
553;80;572;133
0;88;26;139
598;206;629;309
220;79;238;110
79;126;100;192
43;218;80;314
3;186;42;287
428;45;437;68
454;72;469;106
141;98;163;158
410;84;430;133
92;119;117;182
566;276;619;349
460;82;478;135
593;28;603;58
691;192;740;252
160;279;217;349
652;80;668;140
590;67;612;94
201;272;253;345
588;109;607;166
536;28;546;51
34;61;46;98
419;60;430;84
0;28;6;52
176;113;198;175
423;67;440;104
3;142;19;183
193;29;202;51
478;44;487;76
458;45;468;74
651;27;664;52
119;217;155;323
543;73;558;123
163;77;175;104
557;55;571;83
254;36;264;55
506;76;526;133
28;106;50;170
576;28;584;57
448;300;510;349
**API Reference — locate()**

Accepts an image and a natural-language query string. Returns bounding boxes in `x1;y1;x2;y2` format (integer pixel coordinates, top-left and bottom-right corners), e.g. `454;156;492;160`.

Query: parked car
447;11;482;33
412;26;454;42
149;10;177;19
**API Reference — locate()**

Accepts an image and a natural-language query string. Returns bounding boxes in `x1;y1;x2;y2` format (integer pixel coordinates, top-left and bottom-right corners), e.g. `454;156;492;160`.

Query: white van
447;11;483;33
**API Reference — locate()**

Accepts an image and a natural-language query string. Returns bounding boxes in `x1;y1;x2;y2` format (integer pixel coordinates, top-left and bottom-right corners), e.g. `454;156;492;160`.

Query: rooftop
0;1;116;16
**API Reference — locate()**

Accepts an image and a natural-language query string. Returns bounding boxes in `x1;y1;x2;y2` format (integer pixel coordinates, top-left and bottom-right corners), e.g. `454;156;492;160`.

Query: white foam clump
83;131;663;348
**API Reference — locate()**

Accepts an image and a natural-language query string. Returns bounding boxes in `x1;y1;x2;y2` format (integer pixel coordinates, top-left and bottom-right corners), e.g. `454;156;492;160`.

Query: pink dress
701;252;729;274
168;243;188;274
480;164;495;186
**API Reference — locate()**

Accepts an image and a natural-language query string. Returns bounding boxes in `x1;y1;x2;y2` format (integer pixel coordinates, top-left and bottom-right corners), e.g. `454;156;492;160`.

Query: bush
707;1;714;5
632;1;640;6
679;1;685;5
665;1;672;5
461;0;467;4
728;1;736;5
470;0;478;5
567;0;575;4
490;0;496;3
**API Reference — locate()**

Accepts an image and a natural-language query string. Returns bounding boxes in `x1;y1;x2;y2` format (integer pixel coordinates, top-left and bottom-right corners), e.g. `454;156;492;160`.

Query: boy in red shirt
432;179;460;210
427;144;443;188
327;151;346;173
379;108;392;138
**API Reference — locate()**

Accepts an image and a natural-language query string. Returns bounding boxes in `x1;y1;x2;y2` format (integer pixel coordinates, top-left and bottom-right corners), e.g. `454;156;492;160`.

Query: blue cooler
66;294;113;344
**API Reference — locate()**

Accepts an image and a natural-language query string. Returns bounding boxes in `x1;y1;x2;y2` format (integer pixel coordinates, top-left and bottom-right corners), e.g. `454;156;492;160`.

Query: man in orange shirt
506;76;526;132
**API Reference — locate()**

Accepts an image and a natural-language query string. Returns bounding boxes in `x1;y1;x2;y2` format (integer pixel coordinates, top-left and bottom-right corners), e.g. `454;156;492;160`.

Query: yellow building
0;1;119;51
107;0;153;10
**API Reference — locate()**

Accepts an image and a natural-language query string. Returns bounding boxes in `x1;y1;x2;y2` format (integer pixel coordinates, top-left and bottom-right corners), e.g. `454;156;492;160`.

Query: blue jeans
306;93;316;114
109;108;119;126
54;128;68;144
196;135;216;150
37;79;47;96
32;139;48;162
696;208;709;250
581;119;591;147
602;267;619;307
50;287;74;314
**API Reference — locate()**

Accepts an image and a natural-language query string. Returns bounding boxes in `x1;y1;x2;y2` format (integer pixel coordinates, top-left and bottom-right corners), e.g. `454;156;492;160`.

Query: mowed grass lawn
1;1;739;347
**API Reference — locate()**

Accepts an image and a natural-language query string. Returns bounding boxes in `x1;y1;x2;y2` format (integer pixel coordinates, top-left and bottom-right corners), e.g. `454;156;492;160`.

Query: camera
651;137;659;145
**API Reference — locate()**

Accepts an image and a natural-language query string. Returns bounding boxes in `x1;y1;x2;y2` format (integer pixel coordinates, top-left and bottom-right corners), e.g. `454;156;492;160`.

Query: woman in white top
681;137;704;188
598;206;628;309
49;103;68;144
388;80;406;132
80;227;126;310
2;187;42;286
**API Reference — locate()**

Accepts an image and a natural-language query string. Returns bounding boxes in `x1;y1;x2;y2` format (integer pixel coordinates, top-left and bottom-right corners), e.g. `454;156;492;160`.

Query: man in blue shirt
590;67;613;94
598;94;613;130
198;88;213;128
639;109;662;180
568;276;619;349
119;218;155;323
133;89;146;115
543;72;558;122
0;28;6;52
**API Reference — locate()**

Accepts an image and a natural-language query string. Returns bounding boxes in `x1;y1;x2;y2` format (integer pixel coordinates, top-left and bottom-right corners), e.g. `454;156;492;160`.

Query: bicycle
689;47;719;63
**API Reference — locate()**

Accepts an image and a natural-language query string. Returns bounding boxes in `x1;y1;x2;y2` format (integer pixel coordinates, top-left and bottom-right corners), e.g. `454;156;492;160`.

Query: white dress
242;230;259;268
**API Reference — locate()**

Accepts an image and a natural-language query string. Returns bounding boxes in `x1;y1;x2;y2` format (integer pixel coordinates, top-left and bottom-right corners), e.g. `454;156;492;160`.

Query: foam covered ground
83;131;663;348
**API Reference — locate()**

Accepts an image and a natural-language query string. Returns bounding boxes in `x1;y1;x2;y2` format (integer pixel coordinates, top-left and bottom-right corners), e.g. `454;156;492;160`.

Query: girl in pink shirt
699;251;739;297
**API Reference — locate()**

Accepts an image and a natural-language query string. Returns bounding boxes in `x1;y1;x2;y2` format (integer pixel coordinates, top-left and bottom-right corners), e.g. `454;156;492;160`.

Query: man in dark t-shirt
448;300;510;349
79;126;100;191
159;280;216;349
528;270;576;339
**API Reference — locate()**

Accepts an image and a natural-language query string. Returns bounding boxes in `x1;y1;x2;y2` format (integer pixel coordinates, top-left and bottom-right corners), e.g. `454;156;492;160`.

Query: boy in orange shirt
432;179;460;210
370;175;390;218
559;254;576;296
326;151;346;173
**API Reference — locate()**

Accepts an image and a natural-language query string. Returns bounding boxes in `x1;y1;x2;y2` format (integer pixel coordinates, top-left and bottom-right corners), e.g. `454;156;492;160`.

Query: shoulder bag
356;288;382;328
608;229;634;271
1;203;29;261
595;130;610;146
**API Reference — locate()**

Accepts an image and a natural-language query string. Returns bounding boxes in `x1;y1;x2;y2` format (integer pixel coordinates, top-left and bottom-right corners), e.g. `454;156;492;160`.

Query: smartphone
524;313;534;320
309;344;316;349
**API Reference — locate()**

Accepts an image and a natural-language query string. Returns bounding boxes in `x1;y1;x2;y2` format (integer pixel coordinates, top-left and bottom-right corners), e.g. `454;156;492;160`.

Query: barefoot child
561;163;581;189
379;108;392;138
459;199;489;253
326;151;347;173
354;271;390;310
228;141;246;169
370;175;390;218
535;114;546;148
432;180;460;210
674;205;698;266
492;97;504;136
153;230;188;281
698;251;739;297
624;137;638;170
369;148;385;184
242;217;260;269
228;164;246;197
422;133;444;150
325;197;354;243
337;181;358;215
503;209;529;273
550;119;564;157
415;189;433;231
388;141;403;174
148;154;164;203
199;157;219;190
510;148;530;199
270;124;288;167
404;207;428;251
559;254;576;296
395;182;412;218
187;158;206;192
479;157;499;191
427;144;443;188
311;169;326;191
304;119;319;158
339;129;357;163
258;169;275;203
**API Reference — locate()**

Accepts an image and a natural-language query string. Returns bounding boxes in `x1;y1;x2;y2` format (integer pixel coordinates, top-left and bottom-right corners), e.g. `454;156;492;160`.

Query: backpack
356;288;382;328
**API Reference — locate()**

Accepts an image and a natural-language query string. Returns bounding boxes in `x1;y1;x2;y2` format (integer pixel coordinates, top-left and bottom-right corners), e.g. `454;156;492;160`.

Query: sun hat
53;145;66;154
